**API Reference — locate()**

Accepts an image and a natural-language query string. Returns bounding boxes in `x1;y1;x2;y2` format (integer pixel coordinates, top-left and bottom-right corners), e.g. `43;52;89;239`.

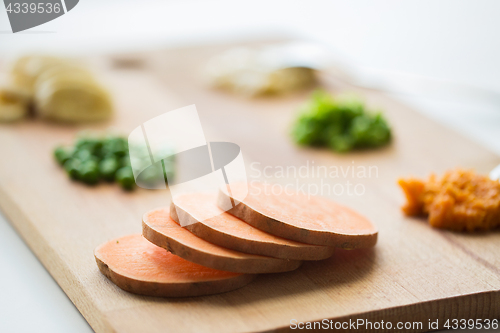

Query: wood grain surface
0;41;499;333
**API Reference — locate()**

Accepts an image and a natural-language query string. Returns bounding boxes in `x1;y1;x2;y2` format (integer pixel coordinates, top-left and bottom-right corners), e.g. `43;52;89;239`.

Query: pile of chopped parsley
291;91;392;152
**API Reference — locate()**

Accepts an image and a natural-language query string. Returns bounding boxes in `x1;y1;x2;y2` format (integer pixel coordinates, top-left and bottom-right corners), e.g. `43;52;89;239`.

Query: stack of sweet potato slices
95;182;378;297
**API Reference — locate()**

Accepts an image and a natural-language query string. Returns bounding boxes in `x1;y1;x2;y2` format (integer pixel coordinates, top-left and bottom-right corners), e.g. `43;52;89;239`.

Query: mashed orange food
398;169;500;232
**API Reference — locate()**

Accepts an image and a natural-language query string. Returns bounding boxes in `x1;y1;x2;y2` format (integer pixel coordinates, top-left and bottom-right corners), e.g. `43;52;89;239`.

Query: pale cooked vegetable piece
171;193;335;260
0;87;29;122
218;182;378;249
143;207;302;274
9;55;113;123
35;79;112;122
33;63;96;91
205;47;316;96
95;234;255;297
11;55;66;93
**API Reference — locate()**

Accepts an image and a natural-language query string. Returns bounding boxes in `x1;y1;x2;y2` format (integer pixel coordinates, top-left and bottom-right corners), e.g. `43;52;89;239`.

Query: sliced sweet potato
218;182;378;249
171;193;334;260
94;234;254;297
142;208;302;274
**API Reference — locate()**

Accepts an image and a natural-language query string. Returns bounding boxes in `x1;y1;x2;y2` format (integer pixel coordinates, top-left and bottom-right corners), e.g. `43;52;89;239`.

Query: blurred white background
2;0;500;153
1;1;499;332
2;0;500;92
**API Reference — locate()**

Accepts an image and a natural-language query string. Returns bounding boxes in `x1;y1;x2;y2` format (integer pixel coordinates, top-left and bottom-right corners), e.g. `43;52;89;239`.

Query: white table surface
1;1;499;332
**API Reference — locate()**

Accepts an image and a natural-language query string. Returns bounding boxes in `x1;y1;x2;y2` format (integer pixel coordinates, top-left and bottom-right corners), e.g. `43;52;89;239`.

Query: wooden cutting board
0;41;499;333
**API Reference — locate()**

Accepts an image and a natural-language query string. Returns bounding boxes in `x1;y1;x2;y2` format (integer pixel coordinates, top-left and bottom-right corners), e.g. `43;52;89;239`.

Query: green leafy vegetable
99;156;120;182
291;91;392;152
115;166;135;191
54;133;175;190
79;160;100;185
54;146;72;166
63;158;80;180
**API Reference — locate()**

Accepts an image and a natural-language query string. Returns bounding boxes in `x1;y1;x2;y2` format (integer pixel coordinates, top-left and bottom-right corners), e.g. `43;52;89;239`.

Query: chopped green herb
99;157;120;182
78;160;100;185
54;146;72;166
291;91;392;152
63;158;80;180
115;166;135;191
54;133;174;190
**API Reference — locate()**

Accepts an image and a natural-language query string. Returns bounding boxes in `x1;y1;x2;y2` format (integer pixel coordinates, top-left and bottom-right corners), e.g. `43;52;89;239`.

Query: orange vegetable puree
398;169;500;232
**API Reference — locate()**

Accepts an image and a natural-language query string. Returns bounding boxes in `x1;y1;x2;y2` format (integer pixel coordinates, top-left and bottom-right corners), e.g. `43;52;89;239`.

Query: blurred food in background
0;87;30;122
291;90;392;152
0;55;112;123
205;46;317;96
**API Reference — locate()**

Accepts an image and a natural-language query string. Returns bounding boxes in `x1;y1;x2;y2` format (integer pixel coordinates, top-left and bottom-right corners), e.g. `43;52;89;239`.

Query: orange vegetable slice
143;208;302;274
94;234;255;297
172;193;334;260
219;182;378;249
